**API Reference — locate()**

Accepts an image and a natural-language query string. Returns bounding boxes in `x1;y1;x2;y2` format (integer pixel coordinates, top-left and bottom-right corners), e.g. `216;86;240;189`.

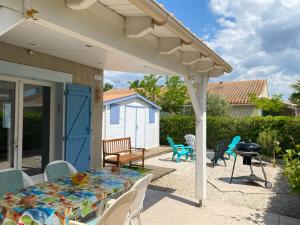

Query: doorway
125;106;145;148
0;75;53;175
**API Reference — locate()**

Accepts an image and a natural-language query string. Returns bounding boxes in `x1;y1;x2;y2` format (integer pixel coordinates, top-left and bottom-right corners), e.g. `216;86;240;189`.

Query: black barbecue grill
230;141;272;189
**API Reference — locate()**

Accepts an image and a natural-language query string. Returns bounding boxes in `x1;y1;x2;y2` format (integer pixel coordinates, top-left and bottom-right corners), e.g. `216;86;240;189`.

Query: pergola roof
0;0;232;80
68;0;232;76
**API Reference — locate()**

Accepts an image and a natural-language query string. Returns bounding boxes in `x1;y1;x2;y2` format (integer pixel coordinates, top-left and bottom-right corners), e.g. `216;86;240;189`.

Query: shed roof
208;80;268;105
103;89;161;109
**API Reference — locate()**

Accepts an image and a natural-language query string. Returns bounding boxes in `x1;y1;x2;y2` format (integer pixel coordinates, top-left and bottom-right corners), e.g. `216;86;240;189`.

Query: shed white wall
102;97;159;149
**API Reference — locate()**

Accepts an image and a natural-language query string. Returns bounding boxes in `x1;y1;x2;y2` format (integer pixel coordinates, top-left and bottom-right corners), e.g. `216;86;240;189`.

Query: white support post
184;75;208;206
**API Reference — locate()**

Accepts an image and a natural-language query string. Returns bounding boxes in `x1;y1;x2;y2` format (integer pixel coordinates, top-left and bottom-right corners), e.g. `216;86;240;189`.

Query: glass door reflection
0;80;16;170
22;84;51;175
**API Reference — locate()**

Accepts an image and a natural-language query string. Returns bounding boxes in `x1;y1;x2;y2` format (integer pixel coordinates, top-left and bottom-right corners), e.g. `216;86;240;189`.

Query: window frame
110;103;120;124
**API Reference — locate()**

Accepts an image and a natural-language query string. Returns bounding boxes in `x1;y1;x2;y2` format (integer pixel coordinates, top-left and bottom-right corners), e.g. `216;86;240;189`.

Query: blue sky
105;0;300;100
156;0;219;39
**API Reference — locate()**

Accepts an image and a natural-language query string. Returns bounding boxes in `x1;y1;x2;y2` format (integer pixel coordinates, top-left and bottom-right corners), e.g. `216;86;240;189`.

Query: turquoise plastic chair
225;136;241;158
167;137;194;162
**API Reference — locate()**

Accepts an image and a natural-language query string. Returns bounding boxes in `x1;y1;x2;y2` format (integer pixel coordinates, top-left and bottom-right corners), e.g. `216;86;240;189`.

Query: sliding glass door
0;75;52;175
0;80;17;170
22;84;51;175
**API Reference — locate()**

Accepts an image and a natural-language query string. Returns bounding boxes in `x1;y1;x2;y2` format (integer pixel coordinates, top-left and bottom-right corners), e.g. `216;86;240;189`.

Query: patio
139;151;300;224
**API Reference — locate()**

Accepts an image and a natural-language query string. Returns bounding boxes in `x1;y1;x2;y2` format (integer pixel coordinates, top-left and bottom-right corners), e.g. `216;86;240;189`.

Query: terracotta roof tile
104;80;267;105
208;80;268;104
103;89;136;102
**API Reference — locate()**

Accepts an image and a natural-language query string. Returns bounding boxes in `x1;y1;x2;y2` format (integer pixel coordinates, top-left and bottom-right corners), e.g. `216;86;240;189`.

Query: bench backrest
103;137;132;155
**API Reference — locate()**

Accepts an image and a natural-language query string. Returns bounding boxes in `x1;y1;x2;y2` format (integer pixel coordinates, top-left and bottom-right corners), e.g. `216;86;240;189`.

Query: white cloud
208;0;300;99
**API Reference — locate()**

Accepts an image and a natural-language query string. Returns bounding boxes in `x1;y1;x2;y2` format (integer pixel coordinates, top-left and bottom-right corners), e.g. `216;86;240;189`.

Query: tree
104;83;113;91
128;74;162;102
159;76;189;114
289;80;300;106
207;94;231;116
128;80;140;89
249;93;285;114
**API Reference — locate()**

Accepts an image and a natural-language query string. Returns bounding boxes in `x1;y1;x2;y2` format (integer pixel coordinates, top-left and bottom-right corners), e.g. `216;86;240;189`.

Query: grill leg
258;154;268;182
249;163;254;176
230;155;237;184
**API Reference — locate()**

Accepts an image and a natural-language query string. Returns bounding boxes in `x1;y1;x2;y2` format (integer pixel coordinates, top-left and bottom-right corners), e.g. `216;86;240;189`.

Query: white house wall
230;105;262;118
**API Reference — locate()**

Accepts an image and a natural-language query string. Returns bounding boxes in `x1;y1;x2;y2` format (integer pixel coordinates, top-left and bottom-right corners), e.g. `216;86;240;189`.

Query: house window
149;107;155;123
110;104;120;124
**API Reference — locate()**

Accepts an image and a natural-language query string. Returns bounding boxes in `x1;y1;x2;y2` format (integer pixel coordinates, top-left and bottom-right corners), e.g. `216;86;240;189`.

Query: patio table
0;168;142;225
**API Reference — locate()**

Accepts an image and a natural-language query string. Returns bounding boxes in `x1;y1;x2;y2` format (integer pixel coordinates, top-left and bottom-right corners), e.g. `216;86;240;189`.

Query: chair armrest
69;221;86;225
176;144;193;151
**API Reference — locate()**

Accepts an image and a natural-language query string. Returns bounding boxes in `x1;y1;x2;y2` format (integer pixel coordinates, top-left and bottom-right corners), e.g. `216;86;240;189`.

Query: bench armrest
104;153;120;165
131;147;145;157
131;147;145;151
104;152;121;156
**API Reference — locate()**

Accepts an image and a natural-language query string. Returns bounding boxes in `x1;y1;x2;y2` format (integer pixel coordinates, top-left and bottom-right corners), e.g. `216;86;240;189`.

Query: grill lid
237;142;261;152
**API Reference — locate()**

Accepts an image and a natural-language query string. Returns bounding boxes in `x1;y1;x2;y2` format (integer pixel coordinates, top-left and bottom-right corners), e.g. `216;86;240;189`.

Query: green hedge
160;115;300;154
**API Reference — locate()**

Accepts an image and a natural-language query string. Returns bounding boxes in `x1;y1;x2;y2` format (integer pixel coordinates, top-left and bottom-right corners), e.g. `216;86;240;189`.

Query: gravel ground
145;152;300;219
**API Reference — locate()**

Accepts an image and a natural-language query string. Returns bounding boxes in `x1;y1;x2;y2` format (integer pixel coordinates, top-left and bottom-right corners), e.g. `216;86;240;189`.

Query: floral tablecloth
0;168;142;225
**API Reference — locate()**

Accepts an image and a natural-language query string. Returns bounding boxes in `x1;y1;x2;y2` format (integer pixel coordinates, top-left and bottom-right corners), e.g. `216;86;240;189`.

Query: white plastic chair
0;168;33;196
69;189;137;225
44;160;78;182
129;174;153;225
184;134;195;149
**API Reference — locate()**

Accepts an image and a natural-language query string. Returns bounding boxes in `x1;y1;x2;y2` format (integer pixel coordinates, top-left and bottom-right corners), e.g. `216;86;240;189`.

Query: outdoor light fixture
26;9;39;20
94;87;101;102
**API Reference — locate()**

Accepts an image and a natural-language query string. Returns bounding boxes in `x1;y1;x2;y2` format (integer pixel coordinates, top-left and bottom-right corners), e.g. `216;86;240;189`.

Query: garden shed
102;89;161;149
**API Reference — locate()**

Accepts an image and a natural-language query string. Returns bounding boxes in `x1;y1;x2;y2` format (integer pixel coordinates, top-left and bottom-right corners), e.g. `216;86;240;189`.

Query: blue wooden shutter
110;104;120;124
149;107;155;123
65;83;91;171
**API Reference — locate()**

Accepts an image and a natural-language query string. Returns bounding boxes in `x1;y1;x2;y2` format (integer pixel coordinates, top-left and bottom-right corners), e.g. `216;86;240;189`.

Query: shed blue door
65;83;91;171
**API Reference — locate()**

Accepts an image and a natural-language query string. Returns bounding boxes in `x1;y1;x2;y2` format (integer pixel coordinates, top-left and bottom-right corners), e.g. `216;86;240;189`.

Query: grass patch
123;165;151;174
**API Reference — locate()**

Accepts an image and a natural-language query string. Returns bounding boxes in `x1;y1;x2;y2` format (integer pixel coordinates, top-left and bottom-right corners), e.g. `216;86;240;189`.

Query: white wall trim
0;60;72;83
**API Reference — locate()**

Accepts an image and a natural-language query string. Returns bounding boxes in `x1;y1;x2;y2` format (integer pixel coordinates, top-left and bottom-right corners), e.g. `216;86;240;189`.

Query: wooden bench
103;137;145;168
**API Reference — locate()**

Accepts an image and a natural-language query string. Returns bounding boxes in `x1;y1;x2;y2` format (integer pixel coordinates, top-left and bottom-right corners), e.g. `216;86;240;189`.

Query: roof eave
103;94;161;110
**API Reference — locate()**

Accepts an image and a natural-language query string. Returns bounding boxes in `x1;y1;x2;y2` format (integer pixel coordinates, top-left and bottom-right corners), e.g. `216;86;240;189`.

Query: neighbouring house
208;80;269;117
102;89;160;149
282;101;300;117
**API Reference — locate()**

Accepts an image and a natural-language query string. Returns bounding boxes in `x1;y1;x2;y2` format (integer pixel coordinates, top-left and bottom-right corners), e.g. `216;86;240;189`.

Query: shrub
283;145;300;195
160;115;300;155
256;129;281;167
160;114;195;145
